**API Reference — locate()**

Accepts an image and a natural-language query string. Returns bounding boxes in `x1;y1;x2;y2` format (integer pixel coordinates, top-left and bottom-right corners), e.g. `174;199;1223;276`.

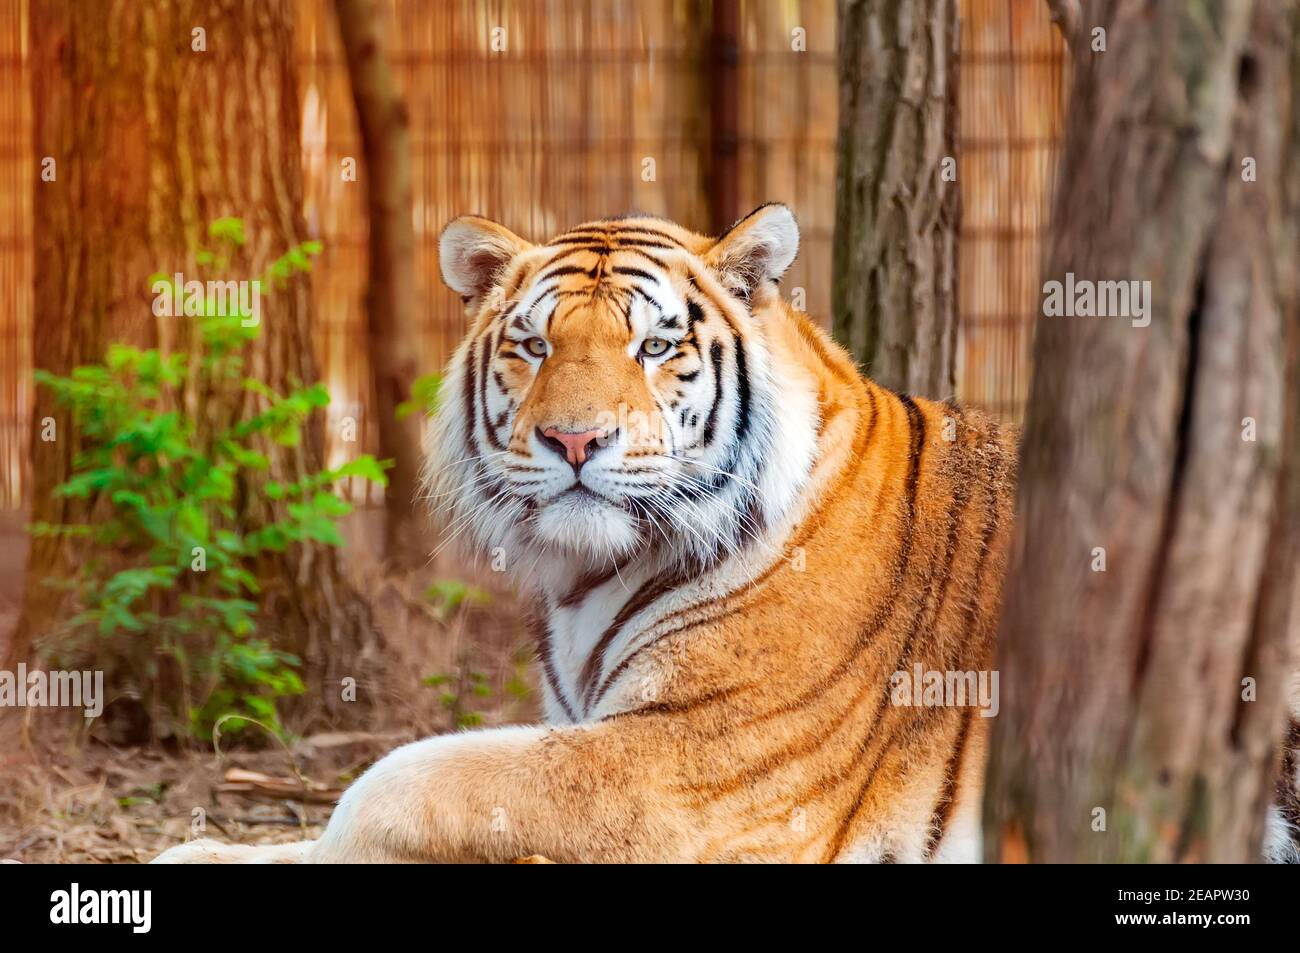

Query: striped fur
154;206;1295;864
156;206;1018;863
366;205;1015;862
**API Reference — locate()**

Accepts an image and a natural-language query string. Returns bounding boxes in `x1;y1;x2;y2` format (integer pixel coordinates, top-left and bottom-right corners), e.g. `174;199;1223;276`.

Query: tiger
153;203;1013;863
153;204;1297;864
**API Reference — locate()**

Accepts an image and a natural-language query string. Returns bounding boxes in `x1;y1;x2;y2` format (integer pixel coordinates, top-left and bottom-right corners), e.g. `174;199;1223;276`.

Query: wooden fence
0;0;1063;508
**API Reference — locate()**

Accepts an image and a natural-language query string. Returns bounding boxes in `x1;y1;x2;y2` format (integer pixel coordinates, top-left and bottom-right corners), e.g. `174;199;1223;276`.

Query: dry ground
1;726;405;863
0;508;540;864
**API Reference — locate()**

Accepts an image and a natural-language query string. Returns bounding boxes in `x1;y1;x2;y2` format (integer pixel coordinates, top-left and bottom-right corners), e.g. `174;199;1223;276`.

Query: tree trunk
984;0;1300;863
831;0;959;395
333;0;423;566
14;0;378;725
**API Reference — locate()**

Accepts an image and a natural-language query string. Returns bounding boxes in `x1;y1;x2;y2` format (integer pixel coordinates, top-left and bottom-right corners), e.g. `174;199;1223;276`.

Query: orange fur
155;209;1019;864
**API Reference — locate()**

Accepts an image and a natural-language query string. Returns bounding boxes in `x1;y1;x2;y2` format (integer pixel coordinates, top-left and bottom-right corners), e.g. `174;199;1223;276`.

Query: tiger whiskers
416;450;511;505
657;472;777;561
420;448;510;484
428;482;520;563
661;453;763;495
421;466;507;507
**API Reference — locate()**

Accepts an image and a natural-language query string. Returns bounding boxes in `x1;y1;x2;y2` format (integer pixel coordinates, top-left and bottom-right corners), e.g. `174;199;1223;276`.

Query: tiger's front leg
157;718;694;863
309;721;692;863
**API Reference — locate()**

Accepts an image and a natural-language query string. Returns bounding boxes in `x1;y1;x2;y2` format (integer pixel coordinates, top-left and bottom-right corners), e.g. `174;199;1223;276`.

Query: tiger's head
425;203;820;585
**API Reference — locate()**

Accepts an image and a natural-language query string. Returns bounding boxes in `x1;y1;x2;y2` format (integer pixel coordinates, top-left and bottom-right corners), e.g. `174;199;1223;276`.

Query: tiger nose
538;427;607;469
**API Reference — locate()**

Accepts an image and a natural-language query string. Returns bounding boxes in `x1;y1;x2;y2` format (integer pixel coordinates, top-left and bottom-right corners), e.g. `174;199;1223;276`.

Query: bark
984;0;1300;863
333;0;423;566
831;0;959;395
14;0;378;725
1045;0;1083;56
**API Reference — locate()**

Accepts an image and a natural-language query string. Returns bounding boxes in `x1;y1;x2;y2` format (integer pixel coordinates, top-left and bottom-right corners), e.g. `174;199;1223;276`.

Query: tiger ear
704;203;799;297
439;216;532;302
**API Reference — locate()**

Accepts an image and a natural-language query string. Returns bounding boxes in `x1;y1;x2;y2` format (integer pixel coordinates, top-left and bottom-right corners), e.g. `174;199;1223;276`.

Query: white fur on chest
544;571;644;720
540;540;794;725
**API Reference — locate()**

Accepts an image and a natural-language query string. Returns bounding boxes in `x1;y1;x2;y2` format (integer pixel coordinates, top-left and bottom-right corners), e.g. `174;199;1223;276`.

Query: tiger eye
641;338;671;358
523;337;549;358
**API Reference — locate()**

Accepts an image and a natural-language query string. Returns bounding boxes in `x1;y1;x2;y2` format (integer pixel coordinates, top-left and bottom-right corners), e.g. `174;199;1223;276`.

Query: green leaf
397;372;443;420
331;455;392;486
424;579;492;619
208;217;246;246
33;219;344;745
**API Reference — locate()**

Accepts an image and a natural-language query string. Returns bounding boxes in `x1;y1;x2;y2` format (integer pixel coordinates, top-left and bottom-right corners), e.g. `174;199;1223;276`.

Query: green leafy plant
423;578;491;622
396;371;443;421
422;669;493;728
419;578;528;729
423;649;531;730
33;219;388;742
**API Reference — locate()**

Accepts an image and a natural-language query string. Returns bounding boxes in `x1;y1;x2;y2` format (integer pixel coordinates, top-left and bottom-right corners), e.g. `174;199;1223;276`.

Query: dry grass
0;724;365;863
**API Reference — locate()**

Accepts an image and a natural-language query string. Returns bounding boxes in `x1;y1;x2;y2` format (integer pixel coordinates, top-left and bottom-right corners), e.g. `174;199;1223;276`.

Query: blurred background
0;0;1065;512
0;0;1068;861
0;0;1292;868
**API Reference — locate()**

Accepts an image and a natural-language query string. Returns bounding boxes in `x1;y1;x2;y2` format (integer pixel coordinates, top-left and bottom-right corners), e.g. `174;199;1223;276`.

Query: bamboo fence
0;0;1064;508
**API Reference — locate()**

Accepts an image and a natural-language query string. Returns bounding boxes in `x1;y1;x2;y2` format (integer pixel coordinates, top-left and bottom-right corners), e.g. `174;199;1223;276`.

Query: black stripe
549;225;687;247
611;238;676;250
630;284;663;315
951;438;1010;656
685;269;742;336
686;299;705;332
701;340;725;446
608;225;689;246
461;336;479;458
531;614;578;723
539;264;597;282
614;247;670;270
611;266;659;282
541;246;607;269
544;236;614;248
925;707;974;858
558;566;618;610
732;331;751;442
578;568;687;710
821;398;929;859
591;601;746;711
479;327;505;450
607;292;633;333
897;394;926;507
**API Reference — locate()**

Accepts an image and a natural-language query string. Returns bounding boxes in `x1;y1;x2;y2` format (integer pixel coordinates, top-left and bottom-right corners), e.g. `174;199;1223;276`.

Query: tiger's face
427;204;812;578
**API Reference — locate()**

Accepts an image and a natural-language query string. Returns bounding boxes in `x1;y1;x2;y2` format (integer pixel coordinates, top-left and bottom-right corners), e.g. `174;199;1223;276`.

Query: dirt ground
0;508;540;864
0;725;406;863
